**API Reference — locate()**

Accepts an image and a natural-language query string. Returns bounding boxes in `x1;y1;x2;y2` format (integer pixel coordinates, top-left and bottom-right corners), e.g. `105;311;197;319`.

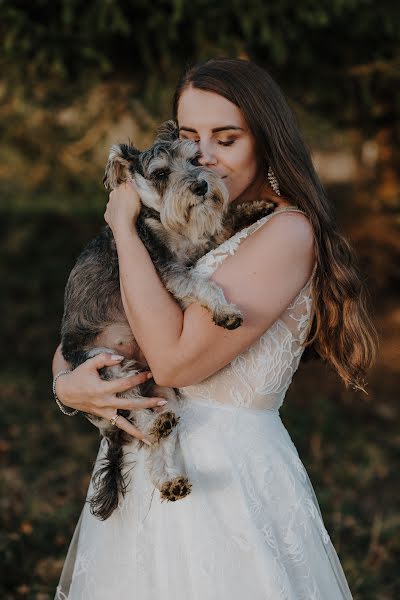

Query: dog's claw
148;411;180;444
160;476;192;502
213;312;243;330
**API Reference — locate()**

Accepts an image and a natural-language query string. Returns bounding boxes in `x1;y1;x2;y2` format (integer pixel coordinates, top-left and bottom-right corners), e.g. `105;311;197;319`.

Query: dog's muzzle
190;180;208;196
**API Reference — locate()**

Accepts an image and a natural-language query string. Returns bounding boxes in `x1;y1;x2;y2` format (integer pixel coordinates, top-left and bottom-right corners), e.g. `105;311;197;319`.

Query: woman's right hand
54;352;167;445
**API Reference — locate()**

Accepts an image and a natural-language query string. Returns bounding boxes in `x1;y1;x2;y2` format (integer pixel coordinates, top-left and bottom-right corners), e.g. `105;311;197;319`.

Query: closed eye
218;140;235;147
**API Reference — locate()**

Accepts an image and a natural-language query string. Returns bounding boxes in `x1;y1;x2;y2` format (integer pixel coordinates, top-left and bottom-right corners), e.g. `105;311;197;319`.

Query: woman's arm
106;185;315;387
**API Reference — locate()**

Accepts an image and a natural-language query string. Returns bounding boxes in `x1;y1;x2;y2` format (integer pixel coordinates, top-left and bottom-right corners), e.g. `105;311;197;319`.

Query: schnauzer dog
61;120;276;519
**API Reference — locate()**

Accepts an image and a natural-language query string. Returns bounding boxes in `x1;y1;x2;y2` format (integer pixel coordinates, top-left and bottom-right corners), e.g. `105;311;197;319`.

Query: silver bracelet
52;370;79;416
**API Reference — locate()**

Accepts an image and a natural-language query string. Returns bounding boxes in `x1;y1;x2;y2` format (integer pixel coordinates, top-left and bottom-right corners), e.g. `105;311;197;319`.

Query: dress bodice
180;207;317;411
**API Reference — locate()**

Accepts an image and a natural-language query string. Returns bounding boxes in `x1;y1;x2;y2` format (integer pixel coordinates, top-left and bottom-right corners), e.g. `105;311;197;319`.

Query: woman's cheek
226;179;242;203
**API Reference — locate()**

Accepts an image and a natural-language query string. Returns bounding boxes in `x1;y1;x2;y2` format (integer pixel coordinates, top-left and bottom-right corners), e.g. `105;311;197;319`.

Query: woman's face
177;86;263;204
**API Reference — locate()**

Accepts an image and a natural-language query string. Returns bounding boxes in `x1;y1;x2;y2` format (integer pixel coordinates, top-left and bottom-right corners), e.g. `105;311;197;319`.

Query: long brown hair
173;58;378;392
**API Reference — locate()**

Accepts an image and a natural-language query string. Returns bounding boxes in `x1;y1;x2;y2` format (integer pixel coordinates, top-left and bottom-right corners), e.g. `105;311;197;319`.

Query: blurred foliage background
0;1;399;598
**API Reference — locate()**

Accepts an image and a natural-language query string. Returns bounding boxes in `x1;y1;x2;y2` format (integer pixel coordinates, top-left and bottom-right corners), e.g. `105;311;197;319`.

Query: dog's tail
88;436;132;520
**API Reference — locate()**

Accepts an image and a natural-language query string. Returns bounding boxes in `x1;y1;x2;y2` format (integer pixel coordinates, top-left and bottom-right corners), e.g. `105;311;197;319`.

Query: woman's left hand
104;181;142;233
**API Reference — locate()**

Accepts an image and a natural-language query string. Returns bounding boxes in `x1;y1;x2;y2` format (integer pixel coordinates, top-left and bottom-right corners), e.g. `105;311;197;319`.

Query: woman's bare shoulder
211;207;315;298
237;207;315;263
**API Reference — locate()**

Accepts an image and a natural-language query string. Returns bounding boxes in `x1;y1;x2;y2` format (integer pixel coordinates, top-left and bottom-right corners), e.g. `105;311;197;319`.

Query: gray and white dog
61;120;275;519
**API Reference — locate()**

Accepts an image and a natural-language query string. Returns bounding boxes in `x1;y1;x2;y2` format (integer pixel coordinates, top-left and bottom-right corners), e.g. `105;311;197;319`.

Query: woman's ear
155;120;179;144
103;143;140;190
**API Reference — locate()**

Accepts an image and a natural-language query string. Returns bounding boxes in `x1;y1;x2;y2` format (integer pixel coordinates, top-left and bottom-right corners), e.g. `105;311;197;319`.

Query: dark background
0;2;399;598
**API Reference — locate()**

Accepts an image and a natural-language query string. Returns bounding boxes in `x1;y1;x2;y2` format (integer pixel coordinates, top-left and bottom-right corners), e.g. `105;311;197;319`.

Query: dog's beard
133;168;229;241
160;176;229;240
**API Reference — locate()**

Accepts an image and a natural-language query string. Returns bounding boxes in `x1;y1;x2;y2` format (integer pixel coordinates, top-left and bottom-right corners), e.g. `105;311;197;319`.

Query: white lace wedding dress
55;207;353;599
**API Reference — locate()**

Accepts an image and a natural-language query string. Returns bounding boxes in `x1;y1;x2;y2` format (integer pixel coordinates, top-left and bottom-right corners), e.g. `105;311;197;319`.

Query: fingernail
142;438;152;446
111;354;124;361
157;400;168;406
146;372;153;379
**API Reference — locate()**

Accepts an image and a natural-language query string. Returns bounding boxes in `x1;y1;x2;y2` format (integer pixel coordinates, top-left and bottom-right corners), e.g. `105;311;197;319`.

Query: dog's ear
155;120;179;144
103;143;140;190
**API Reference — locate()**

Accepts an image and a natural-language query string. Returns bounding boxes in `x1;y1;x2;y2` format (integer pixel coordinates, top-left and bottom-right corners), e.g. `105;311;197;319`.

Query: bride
52;58;377;599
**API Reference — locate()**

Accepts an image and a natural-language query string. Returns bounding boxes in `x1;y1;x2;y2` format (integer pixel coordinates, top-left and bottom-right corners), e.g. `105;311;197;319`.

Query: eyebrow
179;126;244;133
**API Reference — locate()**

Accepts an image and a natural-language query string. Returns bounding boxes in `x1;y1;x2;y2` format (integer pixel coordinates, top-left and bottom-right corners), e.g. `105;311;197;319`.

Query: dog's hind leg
132;390;191;502
144;424;192;502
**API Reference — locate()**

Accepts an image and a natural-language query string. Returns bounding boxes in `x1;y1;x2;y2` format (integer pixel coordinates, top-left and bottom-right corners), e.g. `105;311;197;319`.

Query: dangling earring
267;166;281;196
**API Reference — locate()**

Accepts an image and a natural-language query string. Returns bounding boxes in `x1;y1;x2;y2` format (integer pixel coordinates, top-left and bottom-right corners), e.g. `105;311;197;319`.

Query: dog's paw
148;411;180;443
213;306;243;330
160;476;192;502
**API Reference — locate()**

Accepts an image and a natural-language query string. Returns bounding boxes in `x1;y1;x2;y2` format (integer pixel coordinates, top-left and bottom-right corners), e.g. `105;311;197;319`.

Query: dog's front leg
163;268;243;330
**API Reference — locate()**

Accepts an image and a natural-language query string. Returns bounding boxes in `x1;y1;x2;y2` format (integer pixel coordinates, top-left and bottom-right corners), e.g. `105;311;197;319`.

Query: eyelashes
179;137;236;147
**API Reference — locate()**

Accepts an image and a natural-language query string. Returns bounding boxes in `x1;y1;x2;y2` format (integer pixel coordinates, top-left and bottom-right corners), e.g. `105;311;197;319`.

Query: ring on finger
110;412;120;427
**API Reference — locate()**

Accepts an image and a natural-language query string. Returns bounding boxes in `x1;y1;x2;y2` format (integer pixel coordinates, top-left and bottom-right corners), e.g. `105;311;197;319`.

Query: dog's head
103;120;229;239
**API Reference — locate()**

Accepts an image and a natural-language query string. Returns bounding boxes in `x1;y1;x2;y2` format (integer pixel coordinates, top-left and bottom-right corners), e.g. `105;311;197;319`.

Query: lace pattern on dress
181;207;317;411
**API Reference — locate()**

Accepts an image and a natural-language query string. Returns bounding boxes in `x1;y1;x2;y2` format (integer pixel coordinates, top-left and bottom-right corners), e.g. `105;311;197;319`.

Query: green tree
1;0;399;204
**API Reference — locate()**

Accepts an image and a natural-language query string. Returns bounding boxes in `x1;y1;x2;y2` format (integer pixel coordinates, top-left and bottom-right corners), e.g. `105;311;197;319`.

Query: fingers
112;180;137;193
106;396;168;411
84;354;153;392
104;371;153;394
78;353;165;417
86;352;126;370
103;409;152;445
108;181;140;201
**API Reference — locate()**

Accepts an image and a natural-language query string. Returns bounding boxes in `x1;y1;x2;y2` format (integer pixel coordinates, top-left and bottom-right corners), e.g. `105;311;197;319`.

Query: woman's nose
197;141;217;166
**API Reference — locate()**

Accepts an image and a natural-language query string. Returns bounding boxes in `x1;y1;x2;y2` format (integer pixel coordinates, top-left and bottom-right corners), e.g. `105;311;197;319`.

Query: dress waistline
181;397;281;416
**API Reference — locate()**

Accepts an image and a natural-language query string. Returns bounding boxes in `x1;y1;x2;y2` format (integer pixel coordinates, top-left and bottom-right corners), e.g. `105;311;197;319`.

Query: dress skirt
55;399;353;600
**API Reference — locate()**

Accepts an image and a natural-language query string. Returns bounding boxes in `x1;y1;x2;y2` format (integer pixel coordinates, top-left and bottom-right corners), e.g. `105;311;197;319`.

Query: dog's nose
190;180;208;196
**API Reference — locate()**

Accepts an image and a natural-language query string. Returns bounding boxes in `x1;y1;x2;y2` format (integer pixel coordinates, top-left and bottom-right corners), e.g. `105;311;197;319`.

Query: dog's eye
153;169;170;181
